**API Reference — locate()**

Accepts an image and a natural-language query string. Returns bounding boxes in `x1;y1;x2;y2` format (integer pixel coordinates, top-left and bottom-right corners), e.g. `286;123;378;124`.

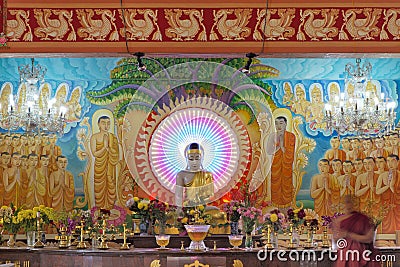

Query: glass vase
245;232;253;250
139;218;149;236
230;221;239;235
26;230;36;247
7;233;16;247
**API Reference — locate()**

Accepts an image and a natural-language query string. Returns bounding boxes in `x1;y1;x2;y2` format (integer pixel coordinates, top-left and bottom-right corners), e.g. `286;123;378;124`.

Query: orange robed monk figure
267;116;296;207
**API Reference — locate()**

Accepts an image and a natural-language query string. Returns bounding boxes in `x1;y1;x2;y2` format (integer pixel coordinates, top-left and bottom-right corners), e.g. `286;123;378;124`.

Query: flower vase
245;232;253;250
288;224;299;249
26;231;36;247
139;218;149;236
230;221;239;235
158;220;167;235
7;233;16;247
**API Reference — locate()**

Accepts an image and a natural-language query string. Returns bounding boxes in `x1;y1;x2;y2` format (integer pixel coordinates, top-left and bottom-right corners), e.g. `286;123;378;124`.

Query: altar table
0;235;398;267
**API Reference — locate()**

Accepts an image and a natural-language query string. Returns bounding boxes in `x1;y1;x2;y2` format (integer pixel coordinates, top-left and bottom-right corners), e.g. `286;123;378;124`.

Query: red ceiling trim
2;7;400;54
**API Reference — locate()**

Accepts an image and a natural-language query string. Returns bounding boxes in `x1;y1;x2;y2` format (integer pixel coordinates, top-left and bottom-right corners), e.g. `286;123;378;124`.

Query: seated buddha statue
175;142;215;207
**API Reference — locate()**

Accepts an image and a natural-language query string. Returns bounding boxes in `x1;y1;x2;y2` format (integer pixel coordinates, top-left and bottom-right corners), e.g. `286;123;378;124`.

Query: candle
37;211;40;218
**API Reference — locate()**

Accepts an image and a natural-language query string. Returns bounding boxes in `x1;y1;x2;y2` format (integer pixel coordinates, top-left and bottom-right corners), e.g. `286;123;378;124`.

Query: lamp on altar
0;58;68;135
324;58;396;135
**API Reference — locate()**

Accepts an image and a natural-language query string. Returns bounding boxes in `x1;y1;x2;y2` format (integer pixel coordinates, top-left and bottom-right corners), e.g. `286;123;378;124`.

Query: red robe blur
335;212;380;267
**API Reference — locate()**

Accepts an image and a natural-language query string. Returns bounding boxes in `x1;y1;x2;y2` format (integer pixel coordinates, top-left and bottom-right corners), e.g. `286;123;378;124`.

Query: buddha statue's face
187;152;202;171
329;84;339;100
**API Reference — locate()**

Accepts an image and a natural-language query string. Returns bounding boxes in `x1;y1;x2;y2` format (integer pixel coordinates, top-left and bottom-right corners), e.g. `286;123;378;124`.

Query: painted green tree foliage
86;57;279;119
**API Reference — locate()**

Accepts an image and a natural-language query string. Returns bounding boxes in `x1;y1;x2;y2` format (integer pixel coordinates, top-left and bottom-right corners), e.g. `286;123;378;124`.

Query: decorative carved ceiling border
1;5;400;54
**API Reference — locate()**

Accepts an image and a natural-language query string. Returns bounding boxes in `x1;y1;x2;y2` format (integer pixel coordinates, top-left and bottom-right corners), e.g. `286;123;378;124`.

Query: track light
134;52;146;71
241;52;258;73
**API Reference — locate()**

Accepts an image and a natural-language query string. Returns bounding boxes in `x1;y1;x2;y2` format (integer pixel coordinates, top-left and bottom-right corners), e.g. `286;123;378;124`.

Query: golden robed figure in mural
90;115;119;210
266;116;296;207
175;143;214;207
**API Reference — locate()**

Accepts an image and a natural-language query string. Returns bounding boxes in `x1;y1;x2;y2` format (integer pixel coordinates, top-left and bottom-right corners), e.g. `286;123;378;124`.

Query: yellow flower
133;197;140;202
270;214;278;223
181;217;188;224
143;204;149;210
294;209;300;214
189;209;195;215
138;202;144;209
198;205;204;211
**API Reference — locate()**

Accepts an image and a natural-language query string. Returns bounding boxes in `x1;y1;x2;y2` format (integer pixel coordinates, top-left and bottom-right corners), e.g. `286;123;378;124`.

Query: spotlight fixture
241;52;258;73
134;52;146;71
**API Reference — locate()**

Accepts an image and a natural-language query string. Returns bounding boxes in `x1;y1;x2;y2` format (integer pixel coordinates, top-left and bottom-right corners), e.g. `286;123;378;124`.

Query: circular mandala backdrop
149;107;240;192
133;97;251;205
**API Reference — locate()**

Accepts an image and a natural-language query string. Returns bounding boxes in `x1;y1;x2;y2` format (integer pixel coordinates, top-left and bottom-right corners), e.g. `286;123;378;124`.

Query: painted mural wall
0;57;399;233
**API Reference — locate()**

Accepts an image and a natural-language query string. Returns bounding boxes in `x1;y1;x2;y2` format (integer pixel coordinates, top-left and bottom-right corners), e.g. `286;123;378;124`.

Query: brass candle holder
261;224;275;249
287;223;298;249
70;229;80;246
58;226;70;249
98;214;110;250
321;226;330;248
34;214;45;248
76;220;88;249
119;223;132;250
303;220;314;248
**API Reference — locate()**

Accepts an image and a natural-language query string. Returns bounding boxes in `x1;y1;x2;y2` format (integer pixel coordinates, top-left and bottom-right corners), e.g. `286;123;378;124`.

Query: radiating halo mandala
133;97;251;205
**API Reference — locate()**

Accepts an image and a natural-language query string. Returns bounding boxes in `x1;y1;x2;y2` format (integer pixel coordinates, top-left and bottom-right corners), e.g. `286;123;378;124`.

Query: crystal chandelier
324;58;396;135
0;58;67;135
